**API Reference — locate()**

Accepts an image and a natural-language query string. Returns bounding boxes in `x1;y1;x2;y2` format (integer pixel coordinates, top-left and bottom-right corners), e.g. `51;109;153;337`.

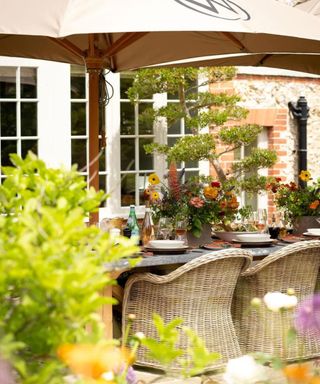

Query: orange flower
57;344;133;380
203;186;219;200
219;200;227;209
309;376;320;384
228;201;239;210
309;200;320;210
283;364;311;382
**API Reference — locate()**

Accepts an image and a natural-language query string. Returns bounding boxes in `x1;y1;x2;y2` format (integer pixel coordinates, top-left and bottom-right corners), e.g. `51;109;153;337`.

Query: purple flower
126;366;137;384
294;294;320;339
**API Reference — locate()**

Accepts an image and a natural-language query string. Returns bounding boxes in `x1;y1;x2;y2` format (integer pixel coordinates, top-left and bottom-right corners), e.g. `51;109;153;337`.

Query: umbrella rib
220;32;247;52
49;37;85;60
103;32;149;58
258;53;272;66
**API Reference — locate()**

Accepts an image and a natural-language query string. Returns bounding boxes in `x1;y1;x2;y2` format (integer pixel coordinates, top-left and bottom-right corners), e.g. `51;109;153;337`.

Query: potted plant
144;162;253;245
267;171;320;234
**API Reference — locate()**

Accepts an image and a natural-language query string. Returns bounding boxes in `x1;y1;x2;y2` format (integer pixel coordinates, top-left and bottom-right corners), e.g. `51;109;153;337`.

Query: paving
135;365;287;383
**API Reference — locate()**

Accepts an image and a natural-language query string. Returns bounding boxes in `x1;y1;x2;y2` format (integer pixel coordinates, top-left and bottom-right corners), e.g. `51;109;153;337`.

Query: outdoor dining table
101;242;287;338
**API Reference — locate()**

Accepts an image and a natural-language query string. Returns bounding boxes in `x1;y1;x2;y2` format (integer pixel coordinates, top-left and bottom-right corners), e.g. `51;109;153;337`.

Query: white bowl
307;228;320;235
148;240;185;249
234;233;271;243
213;231;258;242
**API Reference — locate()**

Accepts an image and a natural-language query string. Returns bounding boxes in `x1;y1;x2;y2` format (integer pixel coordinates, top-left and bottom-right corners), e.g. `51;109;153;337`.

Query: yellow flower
148;173;160;185
299;170;311;182
203;186;219;200
151;191;160;201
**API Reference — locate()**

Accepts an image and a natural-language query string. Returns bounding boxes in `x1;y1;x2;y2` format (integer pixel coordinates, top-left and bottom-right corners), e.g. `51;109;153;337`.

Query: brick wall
209;72;320;215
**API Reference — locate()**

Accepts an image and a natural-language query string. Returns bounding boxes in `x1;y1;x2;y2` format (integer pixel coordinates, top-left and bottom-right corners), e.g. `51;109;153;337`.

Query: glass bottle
127;205;140;243
269;213;280;239
141;208;155;247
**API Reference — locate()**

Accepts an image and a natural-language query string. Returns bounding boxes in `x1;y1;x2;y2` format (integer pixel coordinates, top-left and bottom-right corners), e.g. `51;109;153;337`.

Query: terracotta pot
293;216;320;235
187;224;213;247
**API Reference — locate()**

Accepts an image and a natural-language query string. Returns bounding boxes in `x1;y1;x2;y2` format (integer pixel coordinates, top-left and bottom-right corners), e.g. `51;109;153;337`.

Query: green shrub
0;153;138;383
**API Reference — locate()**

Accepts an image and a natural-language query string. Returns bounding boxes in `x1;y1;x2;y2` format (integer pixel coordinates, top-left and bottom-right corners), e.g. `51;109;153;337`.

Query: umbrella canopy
149;0;320;74
1;0;320;223
1;0;320;72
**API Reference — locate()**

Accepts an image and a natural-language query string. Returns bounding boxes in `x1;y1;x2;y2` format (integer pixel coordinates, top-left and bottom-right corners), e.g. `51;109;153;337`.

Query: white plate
148;240;185;249
303;232;320;237
234;234;271;243
233;238;274;244
306;228;320;235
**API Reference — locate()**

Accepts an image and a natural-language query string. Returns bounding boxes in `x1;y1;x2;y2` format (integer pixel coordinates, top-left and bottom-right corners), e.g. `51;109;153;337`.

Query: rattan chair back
122;249;252;371
232;240;320;361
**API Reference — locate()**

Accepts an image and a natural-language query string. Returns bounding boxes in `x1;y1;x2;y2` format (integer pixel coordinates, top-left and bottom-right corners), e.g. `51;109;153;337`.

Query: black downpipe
288;96;309;188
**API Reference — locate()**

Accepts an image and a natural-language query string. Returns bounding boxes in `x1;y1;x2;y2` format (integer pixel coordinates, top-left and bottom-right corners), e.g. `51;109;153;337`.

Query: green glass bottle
127;205;140;243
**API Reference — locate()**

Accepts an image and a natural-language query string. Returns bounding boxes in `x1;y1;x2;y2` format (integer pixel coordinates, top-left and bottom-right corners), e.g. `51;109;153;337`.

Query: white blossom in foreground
263;291;298;312
223;355;268;384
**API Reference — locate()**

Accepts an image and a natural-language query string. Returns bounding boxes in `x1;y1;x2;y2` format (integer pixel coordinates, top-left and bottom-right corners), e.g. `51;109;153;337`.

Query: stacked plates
146;240;189;254
303;228;320;237
233;233;273;246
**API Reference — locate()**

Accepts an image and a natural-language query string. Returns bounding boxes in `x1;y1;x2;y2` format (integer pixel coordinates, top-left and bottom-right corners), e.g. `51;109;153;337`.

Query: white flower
263;291;298;312
101;371;115;381
223;355;268;384
135;332;145;340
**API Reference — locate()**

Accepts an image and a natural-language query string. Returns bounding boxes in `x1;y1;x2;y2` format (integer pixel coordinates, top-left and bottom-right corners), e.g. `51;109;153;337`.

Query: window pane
139;138;153;170
120;103;135;135
121;174;135;206
0;67;16;98
120;76;133;99
168;119;181;134
1;102;16;136
21;139;38;158
121;138;135;171
244;192;257;211
21;103;37;136
71;103;86;135
99;174;106;192
139;172;149;206
20;68;37;98
167;136;177;147
71;139;87;170
99;146;106;172
185;170;199;180
1;140;17;166
138;103;153;135
71;65;86;99
185;159;199;168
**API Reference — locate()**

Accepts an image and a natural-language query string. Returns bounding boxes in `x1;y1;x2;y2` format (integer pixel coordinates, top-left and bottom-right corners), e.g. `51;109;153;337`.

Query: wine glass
256;209;268;233
157;217;172;240
175;219;188;246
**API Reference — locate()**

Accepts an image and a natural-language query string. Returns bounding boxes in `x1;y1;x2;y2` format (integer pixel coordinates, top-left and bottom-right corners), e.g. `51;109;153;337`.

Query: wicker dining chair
122;249;252;371
232;240;320;361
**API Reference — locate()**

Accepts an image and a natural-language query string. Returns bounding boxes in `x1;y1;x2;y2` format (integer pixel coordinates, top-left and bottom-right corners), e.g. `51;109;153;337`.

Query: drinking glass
175;219;188;246
256;209;268;233
157;217;172;240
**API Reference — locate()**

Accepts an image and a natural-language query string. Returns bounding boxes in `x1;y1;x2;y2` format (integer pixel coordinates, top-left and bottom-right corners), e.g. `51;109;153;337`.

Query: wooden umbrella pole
86;36;104;225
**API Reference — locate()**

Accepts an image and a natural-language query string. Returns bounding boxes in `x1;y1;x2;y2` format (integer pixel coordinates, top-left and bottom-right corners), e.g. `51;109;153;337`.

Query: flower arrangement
267;170;320;222
144;162;247;237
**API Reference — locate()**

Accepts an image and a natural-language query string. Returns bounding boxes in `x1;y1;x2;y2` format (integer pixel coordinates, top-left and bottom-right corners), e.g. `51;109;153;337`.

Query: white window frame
0;57;71;169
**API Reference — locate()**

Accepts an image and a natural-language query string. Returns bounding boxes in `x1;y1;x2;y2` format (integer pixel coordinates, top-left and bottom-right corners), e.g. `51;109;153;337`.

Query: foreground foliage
0;153;138;383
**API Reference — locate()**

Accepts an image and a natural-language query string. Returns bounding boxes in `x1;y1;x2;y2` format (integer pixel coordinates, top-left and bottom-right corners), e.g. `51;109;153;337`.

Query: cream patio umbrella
1;0;320;223
149;0;320;74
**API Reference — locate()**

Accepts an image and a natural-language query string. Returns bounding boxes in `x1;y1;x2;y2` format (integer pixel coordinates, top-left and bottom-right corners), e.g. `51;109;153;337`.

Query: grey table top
105;243;286;273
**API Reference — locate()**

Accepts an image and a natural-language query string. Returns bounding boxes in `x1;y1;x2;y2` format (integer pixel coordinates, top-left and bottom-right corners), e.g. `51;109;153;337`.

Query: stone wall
233;74;320;181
